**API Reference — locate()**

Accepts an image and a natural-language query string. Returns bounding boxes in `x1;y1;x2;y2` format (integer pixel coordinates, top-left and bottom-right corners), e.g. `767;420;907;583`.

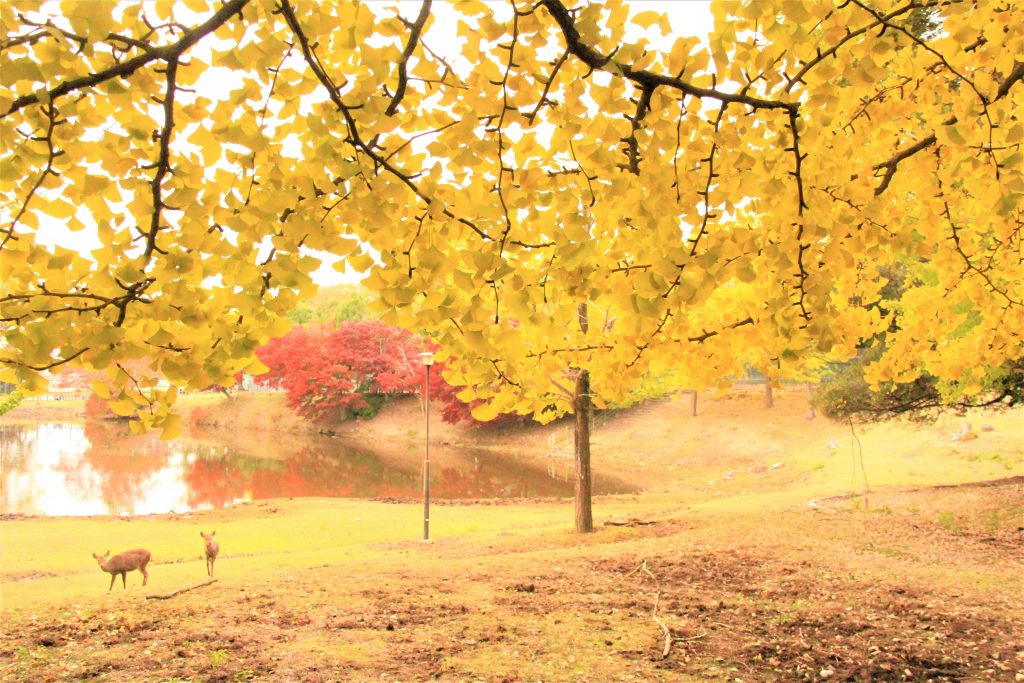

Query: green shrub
0;391;24;416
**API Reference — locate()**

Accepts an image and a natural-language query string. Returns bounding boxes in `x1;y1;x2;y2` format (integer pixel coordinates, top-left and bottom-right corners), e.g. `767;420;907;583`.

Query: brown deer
201;531;219;577
92;549;151;591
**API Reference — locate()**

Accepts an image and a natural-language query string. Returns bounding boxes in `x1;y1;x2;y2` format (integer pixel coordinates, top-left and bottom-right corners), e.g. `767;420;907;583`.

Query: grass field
1;389;1021;681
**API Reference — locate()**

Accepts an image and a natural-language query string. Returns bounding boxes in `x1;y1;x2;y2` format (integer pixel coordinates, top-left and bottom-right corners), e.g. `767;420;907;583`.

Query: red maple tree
253;321;528;427
255;321;427;423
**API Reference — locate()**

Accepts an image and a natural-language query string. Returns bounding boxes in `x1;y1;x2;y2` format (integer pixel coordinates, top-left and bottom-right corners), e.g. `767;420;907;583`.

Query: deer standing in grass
201;531;219;577
92;549;151;591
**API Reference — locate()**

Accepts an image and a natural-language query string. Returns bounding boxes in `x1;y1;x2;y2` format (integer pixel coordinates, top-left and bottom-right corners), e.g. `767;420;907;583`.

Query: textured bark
573;302;594;533
573;368;593;533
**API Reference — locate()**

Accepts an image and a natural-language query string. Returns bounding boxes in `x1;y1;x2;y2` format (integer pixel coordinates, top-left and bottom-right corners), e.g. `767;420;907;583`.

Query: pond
0;420;633;516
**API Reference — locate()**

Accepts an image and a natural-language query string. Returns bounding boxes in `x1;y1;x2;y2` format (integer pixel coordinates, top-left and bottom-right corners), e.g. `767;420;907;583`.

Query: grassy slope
1;388;1022;681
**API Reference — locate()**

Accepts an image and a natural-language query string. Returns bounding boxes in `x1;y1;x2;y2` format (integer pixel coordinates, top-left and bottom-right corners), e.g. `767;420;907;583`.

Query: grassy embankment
1;388;1021;681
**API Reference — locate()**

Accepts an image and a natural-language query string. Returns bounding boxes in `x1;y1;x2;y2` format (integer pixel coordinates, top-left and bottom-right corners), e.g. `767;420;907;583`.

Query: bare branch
872;133;938;196
386;0;432;116
143;57;178;262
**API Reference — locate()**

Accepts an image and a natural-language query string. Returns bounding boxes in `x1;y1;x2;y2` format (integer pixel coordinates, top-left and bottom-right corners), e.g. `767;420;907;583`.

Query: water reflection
0;420;631;516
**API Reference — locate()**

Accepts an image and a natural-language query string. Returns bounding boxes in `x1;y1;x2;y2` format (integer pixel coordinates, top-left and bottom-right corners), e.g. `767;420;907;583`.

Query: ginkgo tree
2;0;1020;531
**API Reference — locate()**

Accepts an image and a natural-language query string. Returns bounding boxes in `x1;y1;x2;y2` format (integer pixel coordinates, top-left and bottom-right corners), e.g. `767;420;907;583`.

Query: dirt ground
2;389;1022;682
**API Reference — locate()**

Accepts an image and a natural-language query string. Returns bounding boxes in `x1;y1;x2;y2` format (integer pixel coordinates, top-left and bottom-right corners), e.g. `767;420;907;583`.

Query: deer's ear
211;531;216;537
200;531;204;538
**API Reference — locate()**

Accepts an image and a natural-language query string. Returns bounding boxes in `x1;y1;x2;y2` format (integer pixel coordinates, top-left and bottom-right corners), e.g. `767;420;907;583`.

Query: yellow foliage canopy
1;0;1021;430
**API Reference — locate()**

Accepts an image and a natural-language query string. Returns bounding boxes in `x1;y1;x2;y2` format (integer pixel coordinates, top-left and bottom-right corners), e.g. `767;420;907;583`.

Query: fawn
92;549;151;591
201;531;219;577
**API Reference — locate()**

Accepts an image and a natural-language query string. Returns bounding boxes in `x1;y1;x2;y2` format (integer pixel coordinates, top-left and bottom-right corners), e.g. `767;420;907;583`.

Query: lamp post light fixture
418;351;434;541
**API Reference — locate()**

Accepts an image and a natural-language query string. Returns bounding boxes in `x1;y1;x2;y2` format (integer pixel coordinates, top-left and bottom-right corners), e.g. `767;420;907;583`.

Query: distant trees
286;285;376;326
814;350;1024;423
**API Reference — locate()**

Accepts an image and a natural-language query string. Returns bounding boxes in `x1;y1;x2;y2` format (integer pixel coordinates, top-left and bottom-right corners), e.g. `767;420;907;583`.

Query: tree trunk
573;368;594;533
573;302;594;533
689;389;698;416
764;376;774;409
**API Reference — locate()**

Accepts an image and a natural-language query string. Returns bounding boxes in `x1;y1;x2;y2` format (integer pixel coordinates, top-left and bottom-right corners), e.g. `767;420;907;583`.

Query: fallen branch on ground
624;559;673;658
625;559;657;579
652;593;673;658
604;518;657;527
146;578;217;600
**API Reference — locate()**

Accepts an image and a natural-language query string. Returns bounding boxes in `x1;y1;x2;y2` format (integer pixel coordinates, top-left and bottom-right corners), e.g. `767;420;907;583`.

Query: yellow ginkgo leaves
0;0;1020;439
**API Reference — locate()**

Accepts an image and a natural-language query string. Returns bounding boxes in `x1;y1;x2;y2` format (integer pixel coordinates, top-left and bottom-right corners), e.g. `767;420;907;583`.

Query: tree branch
540;0;796;114
686;316;755;344
143;56;178;262
278;0;494;244
3;103;61;248
527;47;570;124
146;578;218;600
2;0;251;117
784;0;928;92
386;0;432;116
871;61;1021;196
995;60;1024;101
872;133;938;196
0;348;88;372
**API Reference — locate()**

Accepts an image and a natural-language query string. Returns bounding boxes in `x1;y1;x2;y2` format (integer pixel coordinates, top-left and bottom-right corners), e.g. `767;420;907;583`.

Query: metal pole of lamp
418;351;434;540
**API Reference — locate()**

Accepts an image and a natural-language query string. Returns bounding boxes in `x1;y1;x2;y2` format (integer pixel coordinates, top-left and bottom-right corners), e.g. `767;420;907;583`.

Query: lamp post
418;351;434;541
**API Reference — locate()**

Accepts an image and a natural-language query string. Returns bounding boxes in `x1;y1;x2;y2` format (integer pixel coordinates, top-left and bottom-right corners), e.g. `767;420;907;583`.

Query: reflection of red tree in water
183;444;424;508
182;458;254;508
78;420;171;512
62;424;611;513
181;440;584;508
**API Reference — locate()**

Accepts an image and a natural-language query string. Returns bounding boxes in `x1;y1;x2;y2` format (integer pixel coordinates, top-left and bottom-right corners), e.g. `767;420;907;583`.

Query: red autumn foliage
428;358;529;427
84;392;118;419
255;321;428;423
251;321;526;427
